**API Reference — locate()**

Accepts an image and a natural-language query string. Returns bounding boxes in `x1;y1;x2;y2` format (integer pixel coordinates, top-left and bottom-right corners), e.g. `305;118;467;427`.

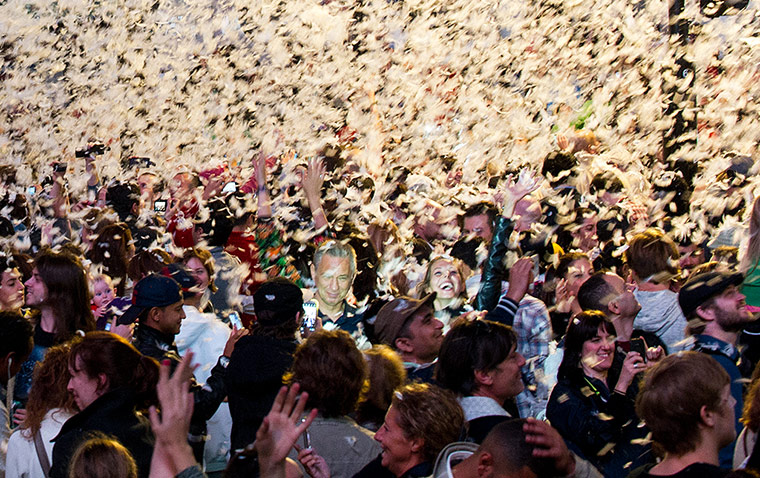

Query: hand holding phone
630;337;648;363
300;301;319;337
228;312;244;330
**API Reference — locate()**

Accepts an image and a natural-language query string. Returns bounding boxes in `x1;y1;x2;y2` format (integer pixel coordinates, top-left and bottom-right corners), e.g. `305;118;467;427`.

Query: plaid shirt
620;196;649;226
494;283;551;418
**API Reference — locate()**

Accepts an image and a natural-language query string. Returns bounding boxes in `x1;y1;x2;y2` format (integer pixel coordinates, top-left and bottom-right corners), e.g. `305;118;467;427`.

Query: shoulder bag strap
33;428;51;478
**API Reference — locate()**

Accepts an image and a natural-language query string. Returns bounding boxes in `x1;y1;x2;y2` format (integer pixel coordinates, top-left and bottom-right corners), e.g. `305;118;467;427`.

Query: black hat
161;263;200;297
119;274;183;324
678;270;744;318
253;278;303;326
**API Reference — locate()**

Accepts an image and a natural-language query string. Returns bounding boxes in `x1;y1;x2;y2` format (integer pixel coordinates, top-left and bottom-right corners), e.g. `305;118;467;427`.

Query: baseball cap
119;274;183;325
374;294;435;346
160;263;200;296
254;277;304;326
678;270;744;318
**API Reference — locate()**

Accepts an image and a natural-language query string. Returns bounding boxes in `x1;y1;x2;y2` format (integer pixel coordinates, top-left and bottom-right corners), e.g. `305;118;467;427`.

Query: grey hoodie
633;289;688;352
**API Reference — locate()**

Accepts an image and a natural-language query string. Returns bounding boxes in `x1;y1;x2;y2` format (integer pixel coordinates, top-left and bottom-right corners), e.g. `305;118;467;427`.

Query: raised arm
475;170;541;313
301;158;328;231
255;151;273;219
149;353;200;478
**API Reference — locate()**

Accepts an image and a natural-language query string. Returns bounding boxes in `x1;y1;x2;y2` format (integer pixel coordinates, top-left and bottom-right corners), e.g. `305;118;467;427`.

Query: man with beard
678;270;756;468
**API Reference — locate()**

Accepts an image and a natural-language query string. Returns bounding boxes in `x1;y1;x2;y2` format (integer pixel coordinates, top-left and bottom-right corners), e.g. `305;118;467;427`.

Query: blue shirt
693;334;744;469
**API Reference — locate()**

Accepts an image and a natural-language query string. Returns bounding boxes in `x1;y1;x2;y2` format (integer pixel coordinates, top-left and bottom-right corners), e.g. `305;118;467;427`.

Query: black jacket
474;216;515;314
225;334;298;450
133;325;228;437
546;375;651;477
51;389;154;478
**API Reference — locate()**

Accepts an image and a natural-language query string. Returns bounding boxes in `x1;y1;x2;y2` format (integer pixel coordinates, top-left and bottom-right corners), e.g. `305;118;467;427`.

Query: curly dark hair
391;383;464;462
284;329;367;418
21;342;77;437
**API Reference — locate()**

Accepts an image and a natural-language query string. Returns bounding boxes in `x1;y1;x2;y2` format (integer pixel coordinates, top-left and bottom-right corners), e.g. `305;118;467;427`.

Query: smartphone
300;300;318;336
53;162;67;173
10;401;23;429
26;185;36;196
630;337;648;363
222;181;238;193
301;428;311;450
153;200;167;213
228;312;243;330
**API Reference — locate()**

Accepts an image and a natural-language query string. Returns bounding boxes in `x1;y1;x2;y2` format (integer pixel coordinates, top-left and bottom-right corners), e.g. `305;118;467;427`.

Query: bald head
514;198;541;233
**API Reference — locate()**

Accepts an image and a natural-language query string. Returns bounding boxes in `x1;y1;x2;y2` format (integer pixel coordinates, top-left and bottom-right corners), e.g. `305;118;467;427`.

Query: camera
75;141;107;158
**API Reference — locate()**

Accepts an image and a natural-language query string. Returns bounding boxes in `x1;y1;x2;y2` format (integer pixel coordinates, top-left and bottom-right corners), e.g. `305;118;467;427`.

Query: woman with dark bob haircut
50;332;159;478
546;310;652;476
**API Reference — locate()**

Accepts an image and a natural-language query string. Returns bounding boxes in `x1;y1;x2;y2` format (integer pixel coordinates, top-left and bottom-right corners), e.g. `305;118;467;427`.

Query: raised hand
301;157;328;229
523;418;576;476
253;151;269;189
302;158;326;200
148;353;197;478
506;257;535;304
501;169;542;217
255;384;318;477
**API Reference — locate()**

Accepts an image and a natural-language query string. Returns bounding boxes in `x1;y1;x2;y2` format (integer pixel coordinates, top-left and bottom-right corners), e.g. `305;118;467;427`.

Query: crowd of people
2;132;760;478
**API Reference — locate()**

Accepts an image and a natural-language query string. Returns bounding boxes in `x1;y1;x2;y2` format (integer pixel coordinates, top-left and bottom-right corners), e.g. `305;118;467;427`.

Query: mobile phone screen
228;312;243;330
154;200;167;213
302;300;319;333
222;181;238;193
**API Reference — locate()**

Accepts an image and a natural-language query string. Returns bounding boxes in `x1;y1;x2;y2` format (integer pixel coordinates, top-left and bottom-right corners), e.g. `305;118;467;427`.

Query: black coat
225;334;298;451
133;325;228;428
51;389;154;478
546;375;651;477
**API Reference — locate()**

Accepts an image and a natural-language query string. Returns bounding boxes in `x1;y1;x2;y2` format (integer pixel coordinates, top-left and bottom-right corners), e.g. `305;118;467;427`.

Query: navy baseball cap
119;274;183;325
678;270;744;318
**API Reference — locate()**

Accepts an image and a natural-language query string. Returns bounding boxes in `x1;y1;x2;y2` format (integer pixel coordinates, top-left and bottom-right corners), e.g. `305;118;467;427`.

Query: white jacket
176;305;232;473
6;409;74;478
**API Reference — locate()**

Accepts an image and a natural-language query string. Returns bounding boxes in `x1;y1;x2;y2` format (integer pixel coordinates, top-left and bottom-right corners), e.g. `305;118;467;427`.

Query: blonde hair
68;435;137;478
